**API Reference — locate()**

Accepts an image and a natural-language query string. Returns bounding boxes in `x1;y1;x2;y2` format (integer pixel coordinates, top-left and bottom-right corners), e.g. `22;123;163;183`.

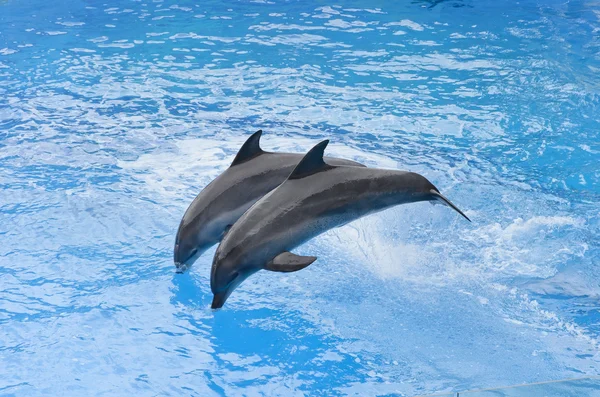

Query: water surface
1;0;599;395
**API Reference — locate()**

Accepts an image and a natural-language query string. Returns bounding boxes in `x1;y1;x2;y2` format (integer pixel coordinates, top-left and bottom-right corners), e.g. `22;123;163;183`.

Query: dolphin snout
211;291;228;309
174;242;202;273
175;262;190;274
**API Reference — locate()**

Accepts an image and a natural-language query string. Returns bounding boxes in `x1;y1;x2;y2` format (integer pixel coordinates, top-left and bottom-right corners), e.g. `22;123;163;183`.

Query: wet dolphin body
210;140;471;308
174;131;365;272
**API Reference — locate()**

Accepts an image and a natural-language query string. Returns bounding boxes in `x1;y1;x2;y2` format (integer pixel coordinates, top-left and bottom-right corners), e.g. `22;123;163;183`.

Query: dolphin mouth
175;262;190;274
174;247;201;274
211;289;233;309
430;189;471;222
210;272;240;309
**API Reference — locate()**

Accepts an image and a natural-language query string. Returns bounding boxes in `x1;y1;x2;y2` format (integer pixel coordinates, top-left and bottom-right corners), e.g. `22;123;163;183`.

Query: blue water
1;0;599;395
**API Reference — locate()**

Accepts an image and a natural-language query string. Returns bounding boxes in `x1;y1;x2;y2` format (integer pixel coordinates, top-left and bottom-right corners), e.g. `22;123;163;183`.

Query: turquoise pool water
1;0;599;395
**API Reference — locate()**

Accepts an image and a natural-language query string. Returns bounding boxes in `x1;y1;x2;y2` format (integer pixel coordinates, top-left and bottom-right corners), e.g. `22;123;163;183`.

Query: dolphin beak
211;291;229;309
211;272;242;309
175;262;190;274
174;245;201;274
430;190;471;222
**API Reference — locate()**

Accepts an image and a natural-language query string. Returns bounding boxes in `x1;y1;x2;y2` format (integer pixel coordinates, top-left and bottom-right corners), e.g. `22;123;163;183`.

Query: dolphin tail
429;190;471;222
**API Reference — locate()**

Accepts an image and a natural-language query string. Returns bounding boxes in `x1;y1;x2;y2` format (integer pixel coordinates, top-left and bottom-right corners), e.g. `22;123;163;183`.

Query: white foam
56;21;85;27
385;20;424;31
316;210;588;289
118;135;391;204
0;48;17;55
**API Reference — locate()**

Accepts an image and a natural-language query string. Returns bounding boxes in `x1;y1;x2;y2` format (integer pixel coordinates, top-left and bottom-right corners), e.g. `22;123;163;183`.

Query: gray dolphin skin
210;140;470;309
174;130;365;273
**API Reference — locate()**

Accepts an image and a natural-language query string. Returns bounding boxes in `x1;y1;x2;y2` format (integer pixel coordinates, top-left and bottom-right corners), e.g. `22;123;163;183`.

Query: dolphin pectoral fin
430;190;471;222
265;252;317;272
230;130;264;166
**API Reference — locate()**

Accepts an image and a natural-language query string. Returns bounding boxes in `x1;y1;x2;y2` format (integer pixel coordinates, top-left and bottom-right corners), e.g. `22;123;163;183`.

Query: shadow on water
208;306;369;394
169;271;369;394
170;271;211;310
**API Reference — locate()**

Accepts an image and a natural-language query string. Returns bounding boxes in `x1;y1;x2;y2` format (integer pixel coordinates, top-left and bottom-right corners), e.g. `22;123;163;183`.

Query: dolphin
210;140;471;308
174;130;365;272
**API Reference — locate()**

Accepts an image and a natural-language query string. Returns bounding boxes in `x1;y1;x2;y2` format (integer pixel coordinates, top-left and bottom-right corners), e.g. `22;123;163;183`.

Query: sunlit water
1;0;599;395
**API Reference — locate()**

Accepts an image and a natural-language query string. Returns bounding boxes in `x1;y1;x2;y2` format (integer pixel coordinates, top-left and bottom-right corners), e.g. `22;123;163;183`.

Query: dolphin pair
174;130;365;272
210;140;471;308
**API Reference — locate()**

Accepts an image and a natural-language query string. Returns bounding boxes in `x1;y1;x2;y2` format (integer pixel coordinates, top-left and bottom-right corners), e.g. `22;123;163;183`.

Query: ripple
1;0;599;395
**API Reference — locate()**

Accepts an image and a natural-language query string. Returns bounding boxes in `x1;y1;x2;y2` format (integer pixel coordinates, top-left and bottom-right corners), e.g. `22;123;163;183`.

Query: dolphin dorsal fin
230;130;264;167
288;140;333;180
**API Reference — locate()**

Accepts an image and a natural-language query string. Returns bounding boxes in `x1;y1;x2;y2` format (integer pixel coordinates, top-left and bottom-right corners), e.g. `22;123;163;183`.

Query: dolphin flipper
265;252;317;272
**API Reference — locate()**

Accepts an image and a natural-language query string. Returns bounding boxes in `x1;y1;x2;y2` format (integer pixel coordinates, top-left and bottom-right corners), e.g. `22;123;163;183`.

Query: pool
1;0;599;395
